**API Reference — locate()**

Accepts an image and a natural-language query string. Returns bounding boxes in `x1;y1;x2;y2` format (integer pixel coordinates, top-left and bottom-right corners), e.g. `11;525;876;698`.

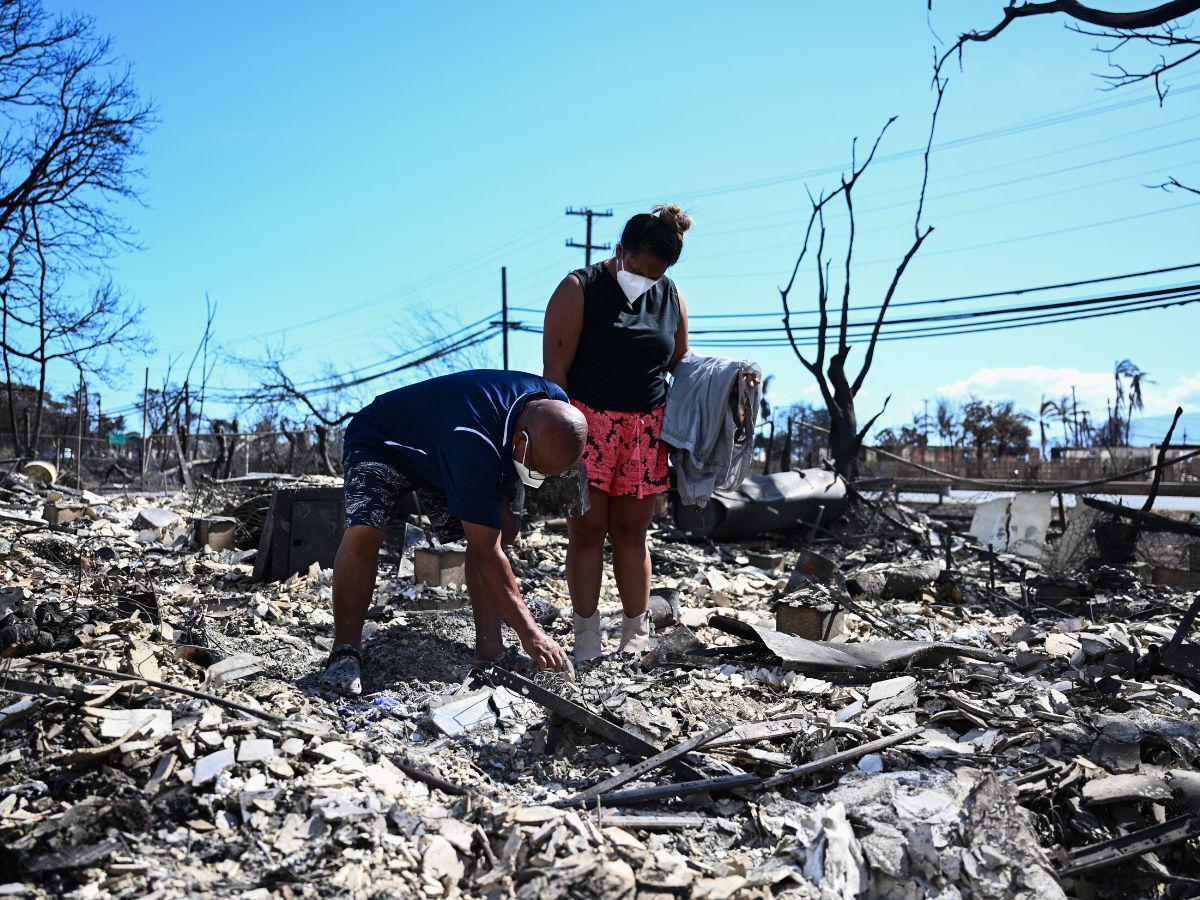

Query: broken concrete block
193;747;235;786
134;507;183;531
195;516;237;551
775;601;845;640
867;675;917;704
236;739;276;763
746;551;785;572
848;560;942;601
88;707;172;740
414;546;466;588
42;501;84;526
204;653;264;688
422;834;464;886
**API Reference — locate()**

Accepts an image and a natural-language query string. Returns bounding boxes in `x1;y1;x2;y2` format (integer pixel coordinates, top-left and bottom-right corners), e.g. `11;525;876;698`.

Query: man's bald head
512;399;587;476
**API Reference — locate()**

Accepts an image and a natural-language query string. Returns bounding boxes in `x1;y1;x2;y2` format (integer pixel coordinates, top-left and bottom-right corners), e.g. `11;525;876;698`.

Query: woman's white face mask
615;256;658;304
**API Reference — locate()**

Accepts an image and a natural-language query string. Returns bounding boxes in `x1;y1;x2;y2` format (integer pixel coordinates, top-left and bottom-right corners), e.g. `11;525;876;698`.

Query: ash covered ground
2;474;1200;899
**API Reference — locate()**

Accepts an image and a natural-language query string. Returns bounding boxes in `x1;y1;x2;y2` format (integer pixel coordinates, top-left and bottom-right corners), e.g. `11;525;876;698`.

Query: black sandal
324;644;363;670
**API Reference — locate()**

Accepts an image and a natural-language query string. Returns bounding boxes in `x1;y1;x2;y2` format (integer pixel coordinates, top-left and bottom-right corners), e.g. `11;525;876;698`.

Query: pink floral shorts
571;399;670;499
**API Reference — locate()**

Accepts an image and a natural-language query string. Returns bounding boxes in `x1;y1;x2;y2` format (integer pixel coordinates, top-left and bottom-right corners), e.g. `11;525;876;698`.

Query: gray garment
660;351;762;507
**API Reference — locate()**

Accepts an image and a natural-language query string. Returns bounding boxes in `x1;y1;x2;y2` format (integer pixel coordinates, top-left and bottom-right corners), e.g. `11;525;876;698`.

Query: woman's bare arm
668;289;690;373
542;274;584;391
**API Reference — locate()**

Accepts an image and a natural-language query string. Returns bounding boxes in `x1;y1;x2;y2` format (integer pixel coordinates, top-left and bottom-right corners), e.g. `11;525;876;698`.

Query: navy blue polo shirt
344;369;567;530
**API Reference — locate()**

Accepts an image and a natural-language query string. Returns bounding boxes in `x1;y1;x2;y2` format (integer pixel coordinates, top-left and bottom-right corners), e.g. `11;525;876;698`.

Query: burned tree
780;79;946;478
0;0;153;462
246;306;493;476
2;214;143;459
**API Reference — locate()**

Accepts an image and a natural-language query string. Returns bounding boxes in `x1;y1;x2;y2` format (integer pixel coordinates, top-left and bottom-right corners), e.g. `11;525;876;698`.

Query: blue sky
49;1;1200;443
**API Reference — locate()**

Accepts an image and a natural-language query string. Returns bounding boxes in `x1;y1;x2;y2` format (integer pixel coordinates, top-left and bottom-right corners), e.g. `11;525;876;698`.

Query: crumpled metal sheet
675;469;847;540
747;624;1013;672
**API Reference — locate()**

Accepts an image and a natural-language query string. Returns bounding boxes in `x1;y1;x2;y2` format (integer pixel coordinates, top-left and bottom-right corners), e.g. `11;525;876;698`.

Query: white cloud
1176;372;1200;407
937;366;1112;414
937;365;1200;418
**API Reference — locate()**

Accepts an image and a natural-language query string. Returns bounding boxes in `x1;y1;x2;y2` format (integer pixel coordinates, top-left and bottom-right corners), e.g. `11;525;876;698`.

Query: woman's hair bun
653;203;692;236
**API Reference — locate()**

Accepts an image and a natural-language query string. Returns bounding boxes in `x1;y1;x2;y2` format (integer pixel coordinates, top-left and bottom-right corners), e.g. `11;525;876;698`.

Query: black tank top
566;260;680;413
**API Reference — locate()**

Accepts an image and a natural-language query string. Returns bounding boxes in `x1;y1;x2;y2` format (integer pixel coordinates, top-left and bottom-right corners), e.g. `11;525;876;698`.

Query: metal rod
23;654;284;723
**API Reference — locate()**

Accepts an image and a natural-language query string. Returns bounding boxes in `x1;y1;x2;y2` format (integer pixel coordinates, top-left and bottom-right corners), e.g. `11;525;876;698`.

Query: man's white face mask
615;256;658;304
513;430;547;489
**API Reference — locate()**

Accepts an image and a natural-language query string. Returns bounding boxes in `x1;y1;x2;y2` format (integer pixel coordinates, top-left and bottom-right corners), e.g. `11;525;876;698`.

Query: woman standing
542;204;690;662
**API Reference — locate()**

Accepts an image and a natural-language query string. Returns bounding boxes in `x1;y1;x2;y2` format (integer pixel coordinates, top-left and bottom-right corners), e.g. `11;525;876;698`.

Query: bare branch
851;75;947;397
934;0;1200;84
856;395;892;445
1152;174;1200;195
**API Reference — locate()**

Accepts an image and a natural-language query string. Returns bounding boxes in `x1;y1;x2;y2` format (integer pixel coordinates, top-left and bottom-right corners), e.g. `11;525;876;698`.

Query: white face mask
615;256;658;304
513;430;547;489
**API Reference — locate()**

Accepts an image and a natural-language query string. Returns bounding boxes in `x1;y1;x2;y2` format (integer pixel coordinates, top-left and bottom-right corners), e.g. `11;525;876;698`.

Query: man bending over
322;369;587;695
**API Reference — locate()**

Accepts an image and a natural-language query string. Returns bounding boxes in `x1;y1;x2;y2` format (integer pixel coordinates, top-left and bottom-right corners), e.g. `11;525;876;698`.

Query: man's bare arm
462;520;567;670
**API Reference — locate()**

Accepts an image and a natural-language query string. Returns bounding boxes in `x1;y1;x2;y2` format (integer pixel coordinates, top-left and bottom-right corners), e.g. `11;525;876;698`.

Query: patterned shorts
571;399;670;499
342;450;464;544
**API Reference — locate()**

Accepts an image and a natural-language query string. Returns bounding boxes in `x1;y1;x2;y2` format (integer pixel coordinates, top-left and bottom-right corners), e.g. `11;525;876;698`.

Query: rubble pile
2;470;1200;898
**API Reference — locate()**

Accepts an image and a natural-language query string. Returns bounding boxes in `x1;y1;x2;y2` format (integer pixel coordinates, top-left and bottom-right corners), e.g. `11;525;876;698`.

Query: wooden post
140;367;148;490
783;415;794;471
173;427;193;492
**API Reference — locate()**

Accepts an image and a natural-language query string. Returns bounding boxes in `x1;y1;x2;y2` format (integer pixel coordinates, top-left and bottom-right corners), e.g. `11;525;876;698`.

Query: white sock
572;611;602;662
618;612;653;654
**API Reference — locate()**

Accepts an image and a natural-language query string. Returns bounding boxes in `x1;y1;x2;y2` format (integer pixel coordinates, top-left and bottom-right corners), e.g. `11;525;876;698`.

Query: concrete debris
133;506;183;531
203;652;264;688
1;477;1199;897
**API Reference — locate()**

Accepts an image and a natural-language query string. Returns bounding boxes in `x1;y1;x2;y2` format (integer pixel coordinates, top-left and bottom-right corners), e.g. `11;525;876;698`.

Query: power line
701;136;1200;241
511;287;1200;348
685;281;1200;335
223;325;502;402
510;259;1200;321
683;199;1200;279
703;110;1200;233
687;292;1200;348
590;78;1200;209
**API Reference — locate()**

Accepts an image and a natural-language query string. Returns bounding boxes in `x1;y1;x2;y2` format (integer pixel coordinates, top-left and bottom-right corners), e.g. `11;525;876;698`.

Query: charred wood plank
483;666;704;781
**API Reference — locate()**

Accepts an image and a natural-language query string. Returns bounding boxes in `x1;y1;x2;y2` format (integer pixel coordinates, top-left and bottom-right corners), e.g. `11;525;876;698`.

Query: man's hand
520;624;569;671
463;520;569;672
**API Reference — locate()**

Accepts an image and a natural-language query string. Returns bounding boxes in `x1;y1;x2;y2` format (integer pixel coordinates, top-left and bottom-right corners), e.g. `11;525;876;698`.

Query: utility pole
76;368;84;490
501;266;509;370
565;207;613;266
